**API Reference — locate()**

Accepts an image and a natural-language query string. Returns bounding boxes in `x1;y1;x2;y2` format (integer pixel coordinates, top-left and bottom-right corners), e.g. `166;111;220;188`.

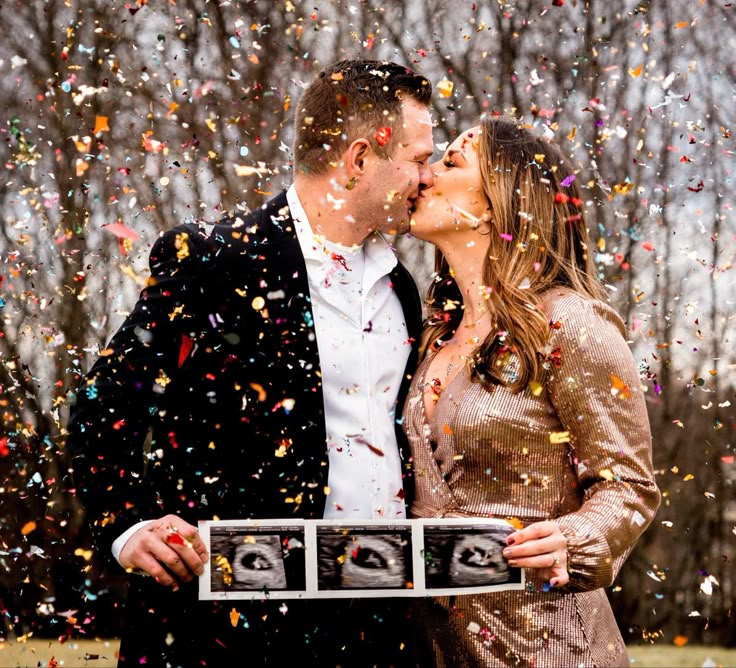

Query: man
66;59;435;666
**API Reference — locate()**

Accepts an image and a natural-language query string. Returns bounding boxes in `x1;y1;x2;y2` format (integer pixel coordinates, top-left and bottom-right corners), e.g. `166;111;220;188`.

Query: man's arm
67;224;214;580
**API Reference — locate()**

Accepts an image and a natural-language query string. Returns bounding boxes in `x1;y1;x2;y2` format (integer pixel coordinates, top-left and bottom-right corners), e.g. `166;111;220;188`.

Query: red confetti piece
374;127;392;146
102;221;139;242
178;334;194;368
331;253;350;271
166;531;185;546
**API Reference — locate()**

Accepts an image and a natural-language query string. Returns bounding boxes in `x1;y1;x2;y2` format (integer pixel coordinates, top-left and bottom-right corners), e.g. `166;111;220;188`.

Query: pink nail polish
506;536;516;546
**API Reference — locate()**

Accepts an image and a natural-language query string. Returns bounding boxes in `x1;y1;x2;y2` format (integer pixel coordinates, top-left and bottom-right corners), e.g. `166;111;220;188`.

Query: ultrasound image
317;530;412;590
209;527;306;592
424;529;516;588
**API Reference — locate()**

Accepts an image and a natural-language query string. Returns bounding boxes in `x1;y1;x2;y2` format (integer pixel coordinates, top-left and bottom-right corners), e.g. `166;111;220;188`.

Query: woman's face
410;125;490;242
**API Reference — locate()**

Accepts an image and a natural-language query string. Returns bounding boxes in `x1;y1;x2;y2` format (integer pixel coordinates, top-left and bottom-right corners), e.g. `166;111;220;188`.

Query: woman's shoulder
537;287;626;339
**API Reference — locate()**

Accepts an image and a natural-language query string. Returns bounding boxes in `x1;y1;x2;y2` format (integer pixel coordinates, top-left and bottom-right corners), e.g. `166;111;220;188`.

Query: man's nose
419;162;434;190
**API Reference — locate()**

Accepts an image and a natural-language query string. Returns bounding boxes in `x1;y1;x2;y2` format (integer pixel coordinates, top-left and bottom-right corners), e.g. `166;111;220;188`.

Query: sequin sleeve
544;293;661;593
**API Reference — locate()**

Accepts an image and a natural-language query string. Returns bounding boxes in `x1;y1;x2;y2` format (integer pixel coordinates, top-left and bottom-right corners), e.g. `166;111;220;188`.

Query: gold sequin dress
403;289;661;667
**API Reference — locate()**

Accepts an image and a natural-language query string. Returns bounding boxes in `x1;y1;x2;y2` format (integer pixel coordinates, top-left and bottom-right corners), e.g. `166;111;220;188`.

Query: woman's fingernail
508;560;518;567
506;536;516;546
503;548;512;557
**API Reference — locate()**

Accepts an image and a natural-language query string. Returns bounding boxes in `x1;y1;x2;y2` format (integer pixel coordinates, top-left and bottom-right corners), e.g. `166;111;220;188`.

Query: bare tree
0;0;733;643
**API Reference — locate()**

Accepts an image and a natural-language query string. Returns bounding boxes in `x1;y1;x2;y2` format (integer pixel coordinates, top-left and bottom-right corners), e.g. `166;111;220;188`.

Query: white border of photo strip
199;517;526;600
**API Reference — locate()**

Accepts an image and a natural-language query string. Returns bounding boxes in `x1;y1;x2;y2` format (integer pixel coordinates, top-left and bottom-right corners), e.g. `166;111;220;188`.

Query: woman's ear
344;138;372;176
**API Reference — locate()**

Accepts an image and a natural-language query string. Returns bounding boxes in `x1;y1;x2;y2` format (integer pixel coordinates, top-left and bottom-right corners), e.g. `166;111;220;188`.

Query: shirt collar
287;184;398;277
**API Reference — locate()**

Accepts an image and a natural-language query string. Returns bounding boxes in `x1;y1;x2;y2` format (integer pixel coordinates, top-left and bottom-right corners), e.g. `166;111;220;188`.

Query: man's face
362;99;435;236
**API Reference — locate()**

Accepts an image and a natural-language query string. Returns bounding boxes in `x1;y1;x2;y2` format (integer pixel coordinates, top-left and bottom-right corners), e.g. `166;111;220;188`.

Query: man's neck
293;176;370;246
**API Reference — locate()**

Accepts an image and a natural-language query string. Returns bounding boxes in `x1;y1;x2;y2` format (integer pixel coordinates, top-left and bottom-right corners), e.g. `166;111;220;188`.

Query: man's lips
408;192;426;214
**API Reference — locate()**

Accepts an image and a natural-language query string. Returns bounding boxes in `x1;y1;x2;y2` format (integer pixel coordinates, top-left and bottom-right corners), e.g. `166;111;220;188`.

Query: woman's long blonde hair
420;116;606;392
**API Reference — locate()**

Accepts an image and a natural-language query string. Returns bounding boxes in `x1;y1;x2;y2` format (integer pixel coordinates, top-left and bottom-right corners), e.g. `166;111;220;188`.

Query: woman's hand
503;520;569;587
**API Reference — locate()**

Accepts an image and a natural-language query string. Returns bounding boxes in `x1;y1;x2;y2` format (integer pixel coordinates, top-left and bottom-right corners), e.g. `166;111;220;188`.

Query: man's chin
385;218;412;236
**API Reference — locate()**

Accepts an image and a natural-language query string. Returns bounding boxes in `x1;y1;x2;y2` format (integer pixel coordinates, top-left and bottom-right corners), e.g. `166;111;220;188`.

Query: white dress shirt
287;185;410;520
111;186;410;563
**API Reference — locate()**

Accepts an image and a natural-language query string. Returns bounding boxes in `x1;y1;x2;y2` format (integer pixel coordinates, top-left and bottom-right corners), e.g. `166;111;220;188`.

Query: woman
404;117;660;667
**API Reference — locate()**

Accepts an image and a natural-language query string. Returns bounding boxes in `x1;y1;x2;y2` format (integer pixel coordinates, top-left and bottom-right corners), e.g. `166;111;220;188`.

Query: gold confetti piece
549;431;570;444
528;380;543;397
437;78;454;98
75;158;89;177
251;296;265;310
683;473;694;481
214;555;233;586
72;135;92;153
74;548;94;561
599;468;614;481
610;374;632;399
628;64;643;78
174;232;190;261
443;423;454;435
506;517;524;530
155;371;171;388
674;21;689;29
234;164;268;177
230;608;239;627
21;521;37;535
250;383;267;401
93;115;110;133
673;635;688;647
612;181;635;195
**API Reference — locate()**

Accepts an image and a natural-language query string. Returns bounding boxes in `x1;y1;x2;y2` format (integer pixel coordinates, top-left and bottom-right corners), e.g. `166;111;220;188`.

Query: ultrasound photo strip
199;518;525;600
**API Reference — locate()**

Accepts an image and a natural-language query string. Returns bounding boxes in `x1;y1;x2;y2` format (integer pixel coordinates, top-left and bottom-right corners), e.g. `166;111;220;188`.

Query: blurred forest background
0;0;734;648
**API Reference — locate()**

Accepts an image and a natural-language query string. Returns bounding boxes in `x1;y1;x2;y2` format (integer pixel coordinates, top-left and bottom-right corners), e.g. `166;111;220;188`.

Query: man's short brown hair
293;59;432;175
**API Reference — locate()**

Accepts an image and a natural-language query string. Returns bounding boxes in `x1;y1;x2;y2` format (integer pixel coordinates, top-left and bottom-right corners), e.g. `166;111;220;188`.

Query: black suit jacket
67;191;424;666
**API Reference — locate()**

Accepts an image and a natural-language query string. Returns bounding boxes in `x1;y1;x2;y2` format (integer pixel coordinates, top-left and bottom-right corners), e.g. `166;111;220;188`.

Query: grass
1;638;735;667
628;645;736;668
0;638;118;667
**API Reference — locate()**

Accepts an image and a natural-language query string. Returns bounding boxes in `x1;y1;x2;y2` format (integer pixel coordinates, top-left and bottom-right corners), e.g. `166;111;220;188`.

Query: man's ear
344;138;372;176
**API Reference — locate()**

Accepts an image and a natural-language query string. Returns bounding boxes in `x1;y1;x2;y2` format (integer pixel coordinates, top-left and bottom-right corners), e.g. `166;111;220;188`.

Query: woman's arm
504;295;660;591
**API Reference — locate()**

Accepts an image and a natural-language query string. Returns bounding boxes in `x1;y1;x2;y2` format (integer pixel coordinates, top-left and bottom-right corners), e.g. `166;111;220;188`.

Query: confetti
374;127;392;146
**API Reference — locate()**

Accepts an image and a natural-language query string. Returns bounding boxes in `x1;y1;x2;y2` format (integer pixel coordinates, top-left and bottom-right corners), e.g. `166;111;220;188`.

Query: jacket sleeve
545;298;661;592
66;224;214;558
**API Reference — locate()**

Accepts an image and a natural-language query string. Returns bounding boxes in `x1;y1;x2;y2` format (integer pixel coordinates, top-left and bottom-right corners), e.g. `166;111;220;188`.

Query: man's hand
119;514;209;591
502;520;569;587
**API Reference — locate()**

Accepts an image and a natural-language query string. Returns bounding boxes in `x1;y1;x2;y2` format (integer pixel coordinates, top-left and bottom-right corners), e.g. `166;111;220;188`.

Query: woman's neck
436;238;493;327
